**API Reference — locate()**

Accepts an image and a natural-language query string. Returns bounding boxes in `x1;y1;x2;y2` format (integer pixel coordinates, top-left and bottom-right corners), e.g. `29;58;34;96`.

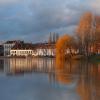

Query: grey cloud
0;0;99;42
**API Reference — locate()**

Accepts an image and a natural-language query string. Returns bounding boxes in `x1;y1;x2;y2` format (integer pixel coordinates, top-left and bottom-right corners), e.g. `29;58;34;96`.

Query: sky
0;0;100;42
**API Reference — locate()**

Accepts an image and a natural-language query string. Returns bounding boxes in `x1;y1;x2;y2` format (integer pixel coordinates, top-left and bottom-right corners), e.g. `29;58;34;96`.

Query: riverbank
71;54;100;63
0;56;55;59
0;54;100;62
88;55;100;63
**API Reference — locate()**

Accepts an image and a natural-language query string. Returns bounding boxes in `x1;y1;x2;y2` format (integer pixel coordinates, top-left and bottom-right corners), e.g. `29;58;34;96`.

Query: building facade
34;44;55;57
10;43;33;56
3;40;23;56
0;45;4;56
10;50;33;56
10;43;55;57
95;43;100;54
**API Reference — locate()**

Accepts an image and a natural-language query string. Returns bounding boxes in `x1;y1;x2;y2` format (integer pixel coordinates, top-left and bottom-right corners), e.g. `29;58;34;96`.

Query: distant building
34;43;55;57
10;43;33;56
95;43;100;54
10;42;80;57
10;43;55;57
0;45;4;56
3;40;24;56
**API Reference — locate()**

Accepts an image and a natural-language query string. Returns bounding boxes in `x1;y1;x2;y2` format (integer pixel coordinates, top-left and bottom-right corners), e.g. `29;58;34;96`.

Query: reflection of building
4;58;54;75
3;40;23;56
2;57;100;100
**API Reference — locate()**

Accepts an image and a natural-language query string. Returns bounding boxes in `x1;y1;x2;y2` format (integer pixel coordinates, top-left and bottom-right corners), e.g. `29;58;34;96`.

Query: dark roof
12;43;55;50
5;40;24;44
12;43;34;50
35;43;55;49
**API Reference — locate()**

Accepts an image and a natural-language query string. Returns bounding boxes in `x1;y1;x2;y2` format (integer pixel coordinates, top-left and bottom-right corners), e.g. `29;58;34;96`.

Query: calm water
0;58;100;100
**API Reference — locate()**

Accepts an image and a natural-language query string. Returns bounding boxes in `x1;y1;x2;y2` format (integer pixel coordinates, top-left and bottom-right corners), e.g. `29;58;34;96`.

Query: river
0;58;100;100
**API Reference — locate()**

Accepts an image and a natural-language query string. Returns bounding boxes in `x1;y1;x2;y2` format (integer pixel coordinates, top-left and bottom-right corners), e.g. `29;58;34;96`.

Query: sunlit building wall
10;50;33;56
3;40;23;56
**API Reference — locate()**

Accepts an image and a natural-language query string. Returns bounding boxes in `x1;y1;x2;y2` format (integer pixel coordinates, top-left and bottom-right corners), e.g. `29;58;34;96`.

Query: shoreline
0;56;55;59
0;54;100;61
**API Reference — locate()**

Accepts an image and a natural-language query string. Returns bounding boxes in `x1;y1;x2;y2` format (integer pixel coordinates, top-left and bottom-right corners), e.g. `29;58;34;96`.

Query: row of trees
76;12;100;56
56;12;100;58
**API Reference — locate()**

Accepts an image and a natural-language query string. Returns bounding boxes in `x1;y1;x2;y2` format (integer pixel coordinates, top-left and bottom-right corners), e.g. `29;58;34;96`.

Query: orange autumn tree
56;34;74;60
76;12;94;56
95;16;100;43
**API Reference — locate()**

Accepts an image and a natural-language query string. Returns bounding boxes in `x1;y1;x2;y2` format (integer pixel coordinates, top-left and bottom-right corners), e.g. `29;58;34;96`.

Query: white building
10;50;33;56
35;44;55;57
10;43;55;57
96;43;100;54
10;43;33;57
3;40;23;56
4;41;16;56
36;48;54;56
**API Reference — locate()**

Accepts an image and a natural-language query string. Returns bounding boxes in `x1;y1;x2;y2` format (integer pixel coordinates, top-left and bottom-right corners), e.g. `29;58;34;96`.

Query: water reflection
4;58;55;75
0;58;100;100
76;61;100;100
55;58;100;100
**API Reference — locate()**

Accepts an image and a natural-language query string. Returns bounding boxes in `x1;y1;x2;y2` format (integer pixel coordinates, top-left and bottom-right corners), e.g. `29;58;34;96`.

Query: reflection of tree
55;56;100;99
55;58;72;84
55;56;79;84
3;58;100;99
76;61;100;100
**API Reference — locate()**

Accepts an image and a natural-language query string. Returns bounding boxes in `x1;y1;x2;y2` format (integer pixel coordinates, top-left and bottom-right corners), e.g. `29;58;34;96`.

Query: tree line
56;12;100;58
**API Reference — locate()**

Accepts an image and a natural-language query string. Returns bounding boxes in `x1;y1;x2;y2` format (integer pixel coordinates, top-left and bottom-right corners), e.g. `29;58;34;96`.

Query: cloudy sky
0;0;100;42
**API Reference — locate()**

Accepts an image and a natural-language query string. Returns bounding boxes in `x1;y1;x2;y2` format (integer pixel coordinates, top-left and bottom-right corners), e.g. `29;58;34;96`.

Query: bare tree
76;12;95;56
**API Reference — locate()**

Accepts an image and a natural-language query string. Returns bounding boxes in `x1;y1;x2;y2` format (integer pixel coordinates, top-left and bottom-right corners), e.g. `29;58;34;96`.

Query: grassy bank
71;54;100;63
88;55;100;63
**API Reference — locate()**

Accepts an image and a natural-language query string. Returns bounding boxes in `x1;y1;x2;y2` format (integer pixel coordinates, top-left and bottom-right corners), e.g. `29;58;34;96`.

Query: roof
12;43;34;50
5;40;24;44
31;43;55;49
11;43;55;50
